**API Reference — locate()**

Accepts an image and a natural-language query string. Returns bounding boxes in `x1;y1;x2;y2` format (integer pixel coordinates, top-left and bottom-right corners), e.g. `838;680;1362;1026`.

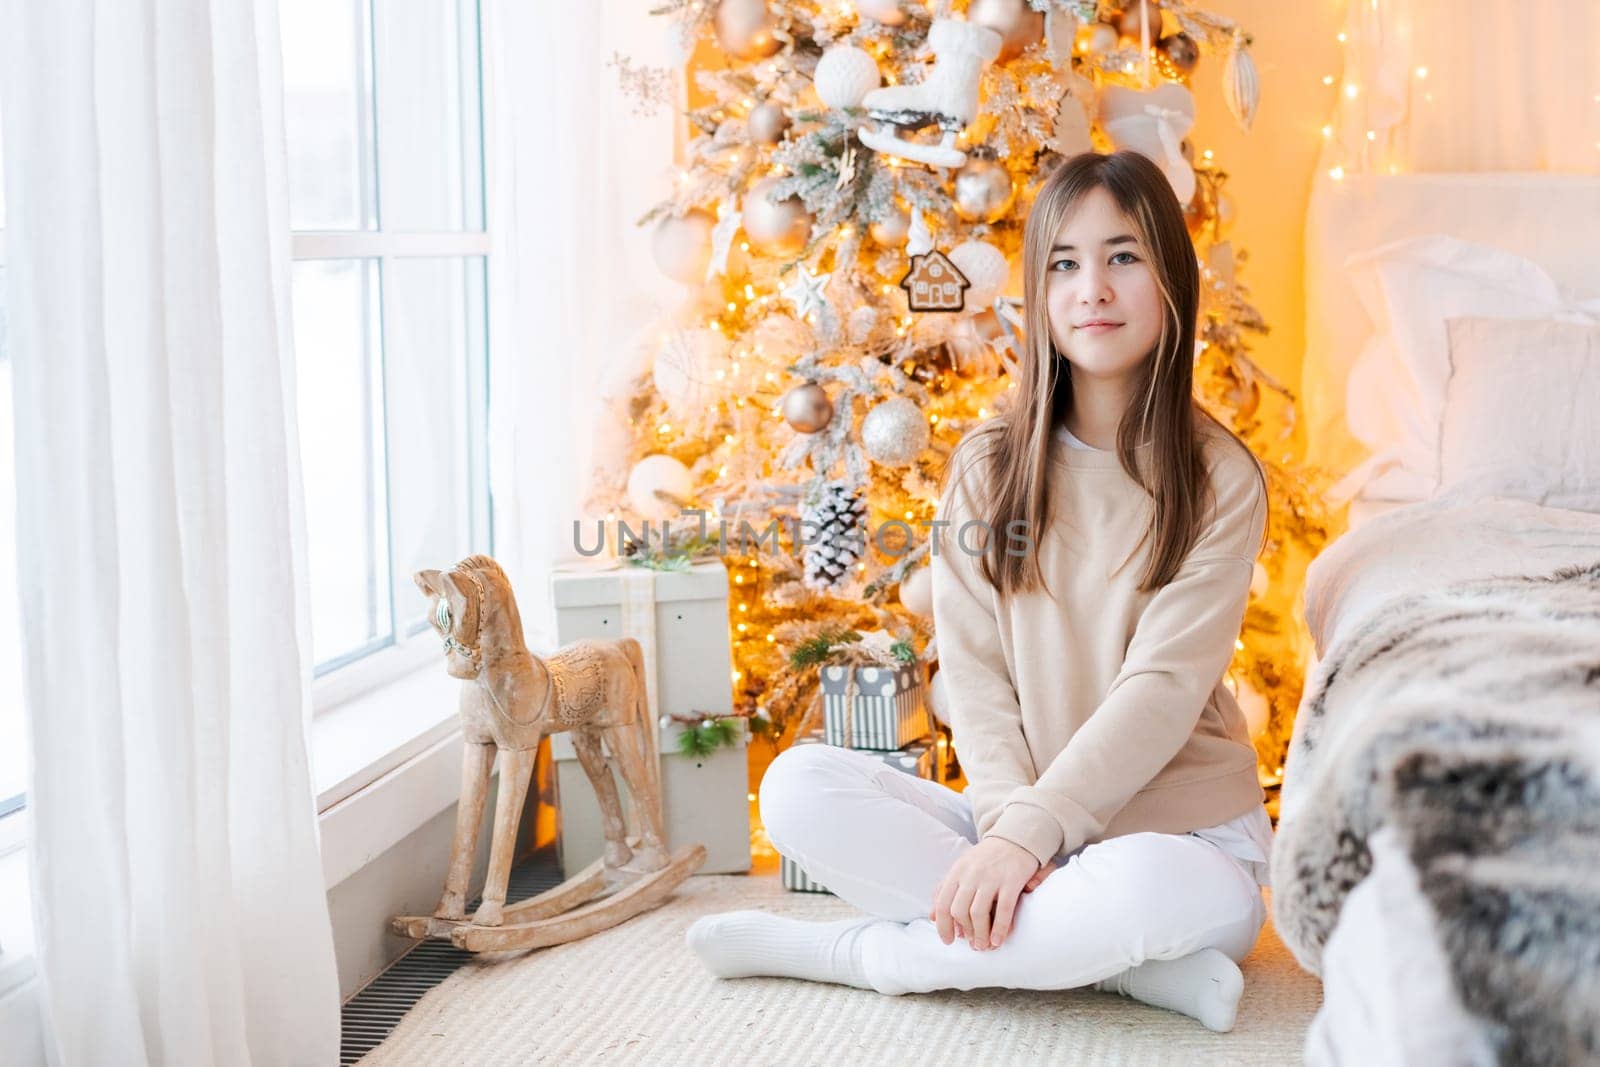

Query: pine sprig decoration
788;626;863;670
676;716;742;757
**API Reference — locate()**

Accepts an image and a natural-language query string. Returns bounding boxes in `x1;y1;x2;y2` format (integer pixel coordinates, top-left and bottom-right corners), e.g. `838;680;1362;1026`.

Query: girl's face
1044;185;1164;386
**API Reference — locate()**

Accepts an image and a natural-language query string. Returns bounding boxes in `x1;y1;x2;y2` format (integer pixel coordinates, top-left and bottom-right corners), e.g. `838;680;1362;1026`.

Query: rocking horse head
414;555;526;680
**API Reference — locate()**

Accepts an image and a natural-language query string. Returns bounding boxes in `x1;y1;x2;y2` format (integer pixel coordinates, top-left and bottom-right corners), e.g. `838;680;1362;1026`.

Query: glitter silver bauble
782;381;833;433
742;176;812;257
951;158;1016;224
947;239;1008;308
861;397;929;466
747;102;791;145
714;0;782;60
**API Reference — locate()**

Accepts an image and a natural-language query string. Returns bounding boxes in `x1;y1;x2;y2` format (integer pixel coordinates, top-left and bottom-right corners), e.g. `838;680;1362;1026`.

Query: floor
361;852;1325;1065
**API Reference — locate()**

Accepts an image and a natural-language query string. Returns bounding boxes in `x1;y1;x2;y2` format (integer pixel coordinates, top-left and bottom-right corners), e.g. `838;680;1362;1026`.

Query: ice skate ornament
392;556;705;953
1100;83;1198;206
857;18;1002;169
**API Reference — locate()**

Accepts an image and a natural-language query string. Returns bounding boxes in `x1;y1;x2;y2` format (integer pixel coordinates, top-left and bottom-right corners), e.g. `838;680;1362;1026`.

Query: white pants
759;742;1268;996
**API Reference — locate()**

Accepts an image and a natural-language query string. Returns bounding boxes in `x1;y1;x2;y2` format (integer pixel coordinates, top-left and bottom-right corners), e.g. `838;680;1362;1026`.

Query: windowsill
313;656;461;814
0;821;38;1039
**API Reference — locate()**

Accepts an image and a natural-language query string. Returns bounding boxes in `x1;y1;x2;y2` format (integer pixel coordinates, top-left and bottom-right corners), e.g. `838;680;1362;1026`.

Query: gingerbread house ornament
900;249;970;312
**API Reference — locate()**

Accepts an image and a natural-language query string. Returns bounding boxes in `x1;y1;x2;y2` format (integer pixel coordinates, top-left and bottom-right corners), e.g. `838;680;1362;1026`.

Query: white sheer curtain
1321;0;1600;176
481;0;684;652
1;0;339;1063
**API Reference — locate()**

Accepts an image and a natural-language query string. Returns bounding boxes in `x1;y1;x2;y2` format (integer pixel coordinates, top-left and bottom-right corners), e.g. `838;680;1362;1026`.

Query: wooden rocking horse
391;555;706;953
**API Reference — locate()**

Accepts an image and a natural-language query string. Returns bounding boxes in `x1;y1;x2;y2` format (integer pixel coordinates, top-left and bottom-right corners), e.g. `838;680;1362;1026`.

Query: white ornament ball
947;240;1008;309
927;670;950;727
853;0;908;25
654;327;729;420
813;44;881;109
869;203;911;246
627;454;694;520
861;397;930;466
898;565;933;617
651;209;715;285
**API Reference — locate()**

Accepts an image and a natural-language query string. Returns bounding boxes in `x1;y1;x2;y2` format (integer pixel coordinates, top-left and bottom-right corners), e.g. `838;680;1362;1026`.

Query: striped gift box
818;662;930;750
780;855;830;893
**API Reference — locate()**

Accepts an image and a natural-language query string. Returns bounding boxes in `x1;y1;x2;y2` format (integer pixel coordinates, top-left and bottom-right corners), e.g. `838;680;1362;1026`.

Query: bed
1270;168;1600;1066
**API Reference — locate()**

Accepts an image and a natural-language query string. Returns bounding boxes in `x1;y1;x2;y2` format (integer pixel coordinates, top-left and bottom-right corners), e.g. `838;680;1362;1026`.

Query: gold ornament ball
1158;32;1199;75
966;0;1044;63
782;381;833;433
743;176;812;257
715;0;782;60
1115;1;1160;42
869;203;911;245
853;0;908;26
747;102;791;145
952;158;1016;224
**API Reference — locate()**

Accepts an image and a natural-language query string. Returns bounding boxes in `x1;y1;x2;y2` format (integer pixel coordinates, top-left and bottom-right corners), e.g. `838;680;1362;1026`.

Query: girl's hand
929;837;1040;951
1022;859;1058;893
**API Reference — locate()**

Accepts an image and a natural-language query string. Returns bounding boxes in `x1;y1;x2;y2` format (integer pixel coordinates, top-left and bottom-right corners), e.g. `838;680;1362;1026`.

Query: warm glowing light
744;284;755;299
1322;75;1335;86
1414;66;1428;79
1235;639;1245;651
1336;31;1346;42
1321;124;1333;138
727;301;737;313
739;241;750;251
978;408;988;418
1202;149;1213;161
658;422;671;433
1344;84;1359;99
738;603;747;613
929;413;939;423
734;574;743;584
724;433;736;444
1329;166;1345;181
1366;130;1376;141
737;623;747;633
766;634;775;643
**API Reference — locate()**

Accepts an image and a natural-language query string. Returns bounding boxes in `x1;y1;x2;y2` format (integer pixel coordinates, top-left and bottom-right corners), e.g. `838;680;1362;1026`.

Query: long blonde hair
940;150;1265;597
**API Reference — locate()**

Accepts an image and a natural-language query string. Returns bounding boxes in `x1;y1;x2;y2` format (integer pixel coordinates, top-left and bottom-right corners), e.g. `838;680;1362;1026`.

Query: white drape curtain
481;0;685;653
1;0;339;1062
1320;0;1600;177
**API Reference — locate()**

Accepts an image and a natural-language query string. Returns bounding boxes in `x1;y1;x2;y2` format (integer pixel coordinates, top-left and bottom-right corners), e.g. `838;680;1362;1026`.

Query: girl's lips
1077;322;1123;334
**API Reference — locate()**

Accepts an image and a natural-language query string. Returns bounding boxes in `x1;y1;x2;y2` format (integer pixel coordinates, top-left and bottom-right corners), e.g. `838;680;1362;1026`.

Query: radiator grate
339;848;563;1064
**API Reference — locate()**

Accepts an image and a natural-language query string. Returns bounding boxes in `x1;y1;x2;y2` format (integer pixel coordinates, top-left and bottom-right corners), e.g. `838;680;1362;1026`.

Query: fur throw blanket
1272;560;1600;1065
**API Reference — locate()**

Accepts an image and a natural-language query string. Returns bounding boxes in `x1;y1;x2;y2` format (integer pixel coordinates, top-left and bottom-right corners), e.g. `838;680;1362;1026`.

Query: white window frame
291;0;494;715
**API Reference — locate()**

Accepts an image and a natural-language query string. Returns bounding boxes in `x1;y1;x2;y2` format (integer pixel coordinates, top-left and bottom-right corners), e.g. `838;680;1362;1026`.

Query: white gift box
548;559;751;875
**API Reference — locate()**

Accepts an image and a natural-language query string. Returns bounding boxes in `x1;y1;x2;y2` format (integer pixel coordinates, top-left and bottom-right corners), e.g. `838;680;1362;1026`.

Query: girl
687;150;1273;1034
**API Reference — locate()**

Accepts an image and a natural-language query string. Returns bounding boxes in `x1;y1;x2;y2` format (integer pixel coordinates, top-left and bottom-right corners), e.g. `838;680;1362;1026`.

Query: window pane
0;276;25;814
382;256;487;630
292;259;392;668
281;0;375;230
372;0;484;231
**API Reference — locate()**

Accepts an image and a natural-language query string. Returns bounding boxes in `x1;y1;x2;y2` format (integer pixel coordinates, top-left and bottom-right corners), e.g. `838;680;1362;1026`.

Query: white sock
685;909;876;989
1092;947;1245;1032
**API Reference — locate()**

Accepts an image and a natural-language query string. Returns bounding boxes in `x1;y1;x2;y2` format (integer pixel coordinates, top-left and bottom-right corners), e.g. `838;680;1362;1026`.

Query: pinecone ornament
801;480;868;591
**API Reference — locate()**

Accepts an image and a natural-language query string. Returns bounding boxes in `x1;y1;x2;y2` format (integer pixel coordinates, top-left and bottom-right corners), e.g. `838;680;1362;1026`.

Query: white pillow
1438;316;1600;512
1338;235;1600;503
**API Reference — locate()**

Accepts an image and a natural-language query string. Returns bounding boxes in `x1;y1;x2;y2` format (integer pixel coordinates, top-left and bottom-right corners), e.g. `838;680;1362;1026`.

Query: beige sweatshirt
929;418;1269;866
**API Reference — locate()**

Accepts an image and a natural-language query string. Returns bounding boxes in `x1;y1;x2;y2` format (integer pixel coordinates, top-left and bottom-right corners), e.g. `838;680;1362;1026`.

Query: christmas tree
606;0;1332;818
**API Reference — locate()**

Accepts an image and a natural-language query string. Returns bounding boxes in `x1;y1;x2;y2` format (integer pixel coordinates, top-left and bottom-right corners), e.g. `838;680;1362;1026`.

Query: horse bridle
435;561;489;668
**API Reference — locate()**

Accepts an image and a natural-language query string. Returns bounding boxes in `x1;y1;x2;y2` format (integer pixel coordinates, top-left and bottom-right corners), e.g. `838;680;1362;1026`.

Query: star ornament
782;265;833;322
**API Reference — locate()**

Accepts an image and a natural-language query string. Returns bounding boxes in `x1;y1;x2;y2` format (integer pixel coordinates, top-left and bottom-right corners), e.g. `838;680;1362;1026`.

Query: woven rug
363;860;1323;1065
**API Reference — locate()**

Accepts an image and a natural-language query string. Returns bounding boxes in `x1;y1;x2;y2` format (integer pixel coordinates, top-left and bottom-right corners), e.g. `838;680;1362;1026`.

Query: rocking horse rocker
391;555;706;953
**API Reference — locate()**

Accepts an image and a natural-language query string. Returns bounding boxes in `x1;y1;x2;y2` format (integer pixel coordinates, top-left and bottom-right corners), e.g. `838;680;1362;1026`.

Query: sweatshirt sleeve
928;452;1053;861
990;447;1269;865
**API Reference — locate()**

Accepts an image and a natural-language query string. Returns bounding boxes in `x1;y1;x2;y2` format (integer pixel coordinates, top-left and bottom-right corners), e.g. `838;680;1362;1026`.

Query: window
0;108;23;840
281;0;492;707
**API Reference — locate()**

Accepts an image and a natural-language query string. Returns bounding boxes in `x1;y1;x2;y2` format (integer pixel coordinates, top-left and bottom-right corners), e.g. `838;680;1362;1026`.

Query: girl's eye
1111;251;1139;265
1049;252;1139;271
